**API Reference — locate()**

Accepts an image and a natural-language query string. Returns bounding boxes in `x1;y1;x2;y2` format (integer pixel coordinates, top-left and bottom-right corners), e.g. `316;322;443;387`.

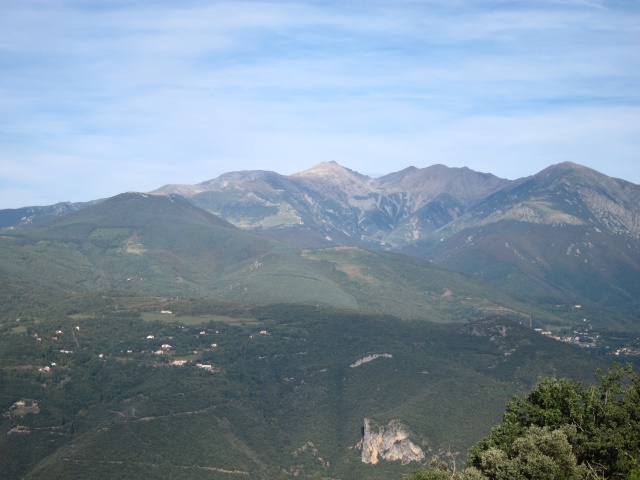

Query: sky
1;0;639;208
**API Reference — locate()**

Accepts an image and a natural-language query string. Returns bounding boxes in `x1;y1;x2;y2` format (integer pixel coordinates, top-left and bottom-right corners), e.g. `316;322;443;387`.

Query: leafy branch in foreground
406;364;640;479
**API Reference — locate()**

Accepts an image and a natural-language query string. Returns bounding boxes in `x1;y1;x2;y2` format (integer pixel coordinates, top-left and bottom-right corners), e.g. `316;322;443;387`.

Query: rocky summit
152;161;510;248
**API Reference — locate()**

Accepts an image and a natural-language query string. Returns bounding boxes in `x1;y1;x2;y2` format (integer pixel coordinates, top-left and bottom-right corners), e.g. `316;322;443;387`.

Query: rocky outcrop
350;353;393;368
359;418;425;465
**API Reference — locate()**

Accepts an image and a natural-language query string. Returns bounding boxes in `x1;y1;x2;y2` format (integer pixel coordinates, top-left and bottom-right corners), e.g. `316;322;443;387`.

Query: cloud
0;0;638;207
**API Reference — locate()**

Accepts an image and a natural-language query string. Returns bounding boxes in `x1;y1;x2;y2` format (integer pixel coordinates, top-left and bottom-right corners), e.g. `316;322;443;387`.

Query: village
535;317;640;358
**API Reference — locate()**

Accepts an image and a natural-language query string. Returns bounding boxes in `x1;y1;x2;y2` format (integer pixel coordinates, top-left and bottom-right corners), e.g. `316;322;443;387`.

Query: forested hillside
0;290;612;479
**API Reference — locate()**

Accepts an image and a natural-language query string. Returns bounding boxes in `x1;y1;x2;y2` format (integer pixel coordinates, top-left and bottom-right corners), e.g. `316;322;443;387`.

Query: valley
0;292;614;479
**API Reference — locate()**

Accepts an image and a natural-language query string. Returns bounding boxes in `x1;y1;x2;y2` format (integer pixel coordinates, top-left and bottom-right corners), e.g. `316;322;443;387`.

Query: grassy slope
1;193;586;326
0;194;356;307
408;221;640;331
301;247;586;327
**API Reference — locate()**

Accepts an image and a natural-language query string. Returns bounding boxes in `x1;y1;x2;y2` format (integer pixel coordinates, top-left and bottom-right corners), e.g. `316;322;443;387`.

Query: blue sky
1;0;639;208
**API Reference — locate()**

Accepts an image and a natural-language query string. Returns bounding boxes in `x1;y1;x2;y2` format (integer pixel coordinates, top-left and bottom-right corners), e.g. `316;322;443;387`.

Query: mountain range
157;161;640;316
153;161;511;249
3;160;637;320
0;191;558;326
1;160;639;479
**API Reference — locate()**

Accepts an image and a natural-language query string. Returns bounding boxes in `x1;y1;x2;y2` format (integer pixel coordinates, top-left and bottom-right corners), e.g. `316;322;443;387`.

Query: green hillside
412;221;640;331
1;192;590;328
301;247;572;326
0;292;610;479
0;193;353;305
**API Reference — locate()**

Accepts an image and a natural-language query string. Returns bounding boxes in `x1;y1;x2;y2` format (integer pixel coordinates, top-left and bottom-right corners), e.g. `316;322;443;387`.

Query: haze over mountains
151;160;639;247
153;161;511;248
153;161;639;317
6;161;637;248
2;160;639;319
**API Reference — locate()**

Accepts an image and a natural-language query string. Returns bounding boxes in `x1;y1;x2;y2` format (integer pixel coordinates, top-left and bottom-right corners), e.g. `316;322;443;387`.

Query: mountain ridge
2;161;638;317
151;161;512;248
6;161;636;246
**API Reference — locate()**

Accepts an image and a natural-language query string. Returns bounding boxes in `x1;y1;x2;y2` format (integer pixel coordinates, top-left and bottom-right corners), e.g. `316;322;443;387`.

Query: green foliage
0;292;610;479
473;426;585;480
2;196;623;330
467;364;640;479
405;470;452;480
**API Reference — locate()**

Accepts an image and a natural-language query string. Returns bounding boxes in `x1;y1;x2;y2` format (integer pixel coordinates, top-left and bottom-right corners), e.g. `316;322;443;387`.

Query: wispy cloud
0;0;638;207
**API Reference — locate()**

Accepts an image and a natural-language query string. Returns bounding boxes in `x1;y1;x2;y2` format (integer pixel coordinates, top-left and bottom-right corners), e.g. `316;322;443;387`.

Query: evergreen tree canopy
407;364;640;480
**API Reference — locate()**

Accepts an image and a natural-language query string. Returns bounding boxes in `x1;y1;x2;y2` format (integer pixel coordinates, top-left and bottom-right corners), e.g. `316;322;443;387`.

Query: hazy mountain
4;162;635;252
152;161;509;248
151;161;638;249
434;162;640;236
410;162;640;314
1;191;566;326
0;200;101;229
151;161;640;316
2;161;638;321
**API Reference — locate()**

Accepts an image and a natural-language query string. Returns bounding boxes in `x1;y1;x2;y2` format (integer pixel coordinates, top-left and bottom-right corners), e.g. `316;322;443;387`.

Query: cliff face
360;418;425;465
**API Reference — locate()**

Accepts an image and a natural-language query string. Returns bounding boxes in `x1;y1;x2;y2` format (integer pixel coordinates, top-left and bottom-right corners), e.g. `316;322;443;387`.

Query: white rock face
360;418;425;465
350;353;393;368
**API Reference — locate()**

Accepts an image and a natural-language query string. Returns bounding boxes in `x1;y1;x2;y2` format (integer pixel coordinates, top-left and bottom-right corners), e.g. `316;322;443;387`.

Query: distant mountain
2;191;556;324
0;199;101;229
434;162;640;237
152;161;640;316
410;162;640;314
5;162;636;252
153;161;509;248
2;161;638;321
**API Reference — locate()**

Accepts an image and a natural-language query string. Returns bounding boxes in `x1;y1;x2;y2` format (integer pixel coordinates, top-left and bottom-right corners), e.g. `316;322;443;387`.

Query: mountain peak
532;161;623;189
292;161;370;181
376;164;509;205
291;162;373;197
538;161;587;175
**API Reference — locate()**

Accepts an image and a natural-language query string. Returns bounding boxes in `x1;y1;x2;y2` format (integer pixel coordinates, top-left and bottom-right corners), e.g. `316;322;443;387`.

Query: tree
406;364;640;480
473;426;585;479
467;364;640;479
